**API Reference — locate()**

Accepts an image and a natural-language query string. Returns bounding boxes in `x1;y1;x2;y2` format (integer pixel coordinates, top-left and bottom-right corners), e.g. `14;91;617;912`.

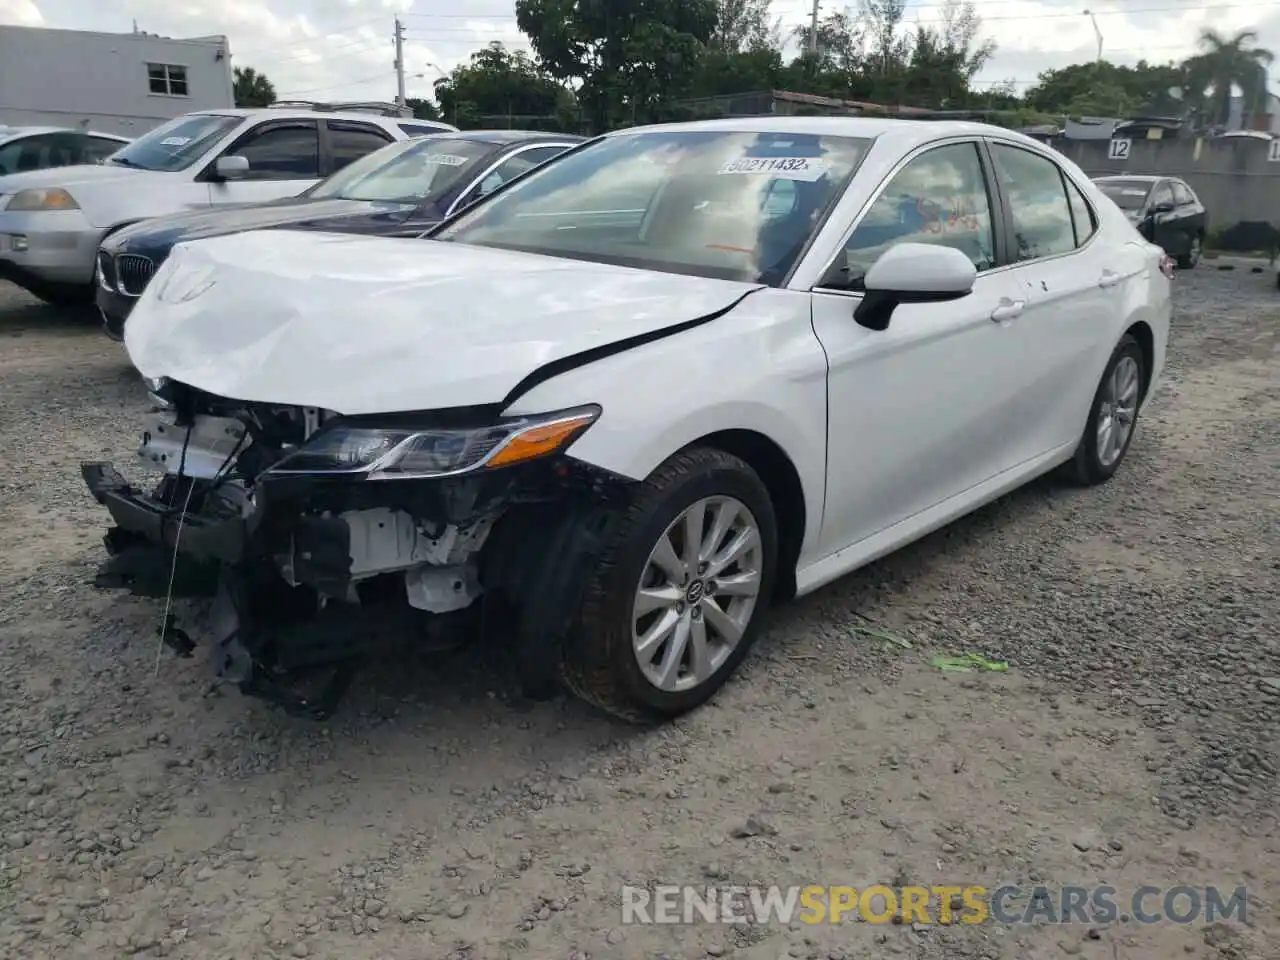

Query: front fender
502;288;829;558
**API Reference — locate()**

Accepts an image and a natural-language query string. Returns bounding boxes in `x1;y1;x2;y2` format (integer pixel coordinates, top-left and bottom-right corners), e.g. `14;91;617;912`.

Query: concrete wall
1056;136;1280;229
0;26;234;137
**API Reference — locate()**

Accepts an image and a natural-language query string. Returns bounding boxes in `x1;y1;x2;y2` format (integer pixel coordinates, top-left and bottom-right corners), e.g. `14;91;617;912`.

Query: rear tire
1065;334;1145;486
560;447;778;723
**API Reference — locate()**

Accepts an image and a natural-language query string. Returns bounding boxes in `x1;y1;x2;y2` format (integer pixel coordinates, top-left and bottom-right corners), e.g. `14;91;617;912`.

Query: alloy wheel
631;495;763;693
1096;355;1140;467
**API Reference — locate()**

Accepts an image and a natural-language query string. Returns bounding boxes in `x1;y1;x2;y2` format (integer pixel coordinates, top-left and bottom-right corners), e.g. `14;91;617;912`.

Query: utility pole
393;17;406;107
1082;9;1103;63
809;0;821;58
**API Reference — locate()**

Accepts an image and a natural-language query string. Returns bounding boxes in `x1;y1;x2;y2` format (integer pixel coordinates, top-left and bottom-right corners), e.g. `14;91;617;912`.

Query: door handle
1098;270;1121;289
990;299;1025;322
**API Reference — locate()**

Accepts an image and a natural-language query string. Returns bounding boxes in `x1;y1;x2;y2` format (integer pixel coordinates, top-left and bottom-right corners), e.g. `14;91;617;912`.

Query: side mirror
215;155;250;180
854;242;976;331
1150;200;1175;215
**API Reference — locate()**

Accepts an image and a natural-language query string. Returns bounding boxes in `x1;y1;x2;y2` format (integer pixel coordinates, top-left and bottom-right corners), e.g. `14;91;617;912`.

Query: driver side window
830;142;995;289
226;121;320;180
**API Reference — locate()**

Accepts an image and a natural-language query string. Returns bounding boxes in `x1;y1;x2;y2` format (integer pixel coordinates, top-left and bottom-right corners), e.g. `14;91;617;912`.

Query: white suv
0;106;455;306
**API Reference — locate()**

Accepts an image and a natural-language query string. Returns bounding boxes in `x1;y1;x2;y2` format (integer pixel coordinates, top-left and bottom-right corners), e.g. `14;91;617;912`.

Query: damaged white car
82;118;1171;721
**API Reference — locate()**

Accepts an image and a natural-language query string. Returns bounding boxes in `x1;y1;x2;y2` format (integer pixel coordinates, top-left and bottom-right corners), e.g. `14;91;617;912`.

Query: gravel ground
0;263;1276;960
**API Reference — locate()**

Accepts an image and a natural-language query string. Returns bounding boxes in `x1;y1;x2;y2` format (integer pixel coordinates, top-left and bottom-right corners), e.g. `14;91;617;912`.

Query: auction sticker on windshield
718;157;830;181
420;153;468;166
161;137;192;146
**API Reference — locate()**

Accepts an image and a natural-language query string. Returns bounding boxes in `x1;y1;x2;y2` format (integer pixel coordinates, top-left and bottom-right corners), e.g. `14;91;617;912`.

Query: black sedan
1092;175;1208;269
96;130;584;339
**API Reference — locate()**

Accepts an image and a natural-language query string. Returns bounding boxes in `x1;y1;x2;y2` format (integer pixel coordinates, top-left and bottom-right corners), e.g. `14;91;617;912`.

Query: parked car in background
1093;174;1206;268
86;118;1171;723
0;126;129;175
0;106;455;307
96;130;584;339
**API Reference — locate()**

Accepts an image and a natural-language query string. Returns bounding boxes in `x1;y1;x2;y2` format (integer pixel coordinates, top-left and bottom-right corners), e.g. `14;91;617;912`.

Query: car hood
107;197;421;251
124;230;763;414
0;162;164;195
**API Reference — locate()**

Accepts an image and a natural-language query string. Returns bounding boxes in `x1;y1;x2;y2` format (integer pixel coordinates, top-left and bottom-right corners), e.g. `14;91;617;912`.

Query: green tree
404;97;441;122
902;0;996;108
710;0;783;52
233;66;276;107
1182;28;1274;128
1023;60;1185;118
516;0;718;131
432;42;568;128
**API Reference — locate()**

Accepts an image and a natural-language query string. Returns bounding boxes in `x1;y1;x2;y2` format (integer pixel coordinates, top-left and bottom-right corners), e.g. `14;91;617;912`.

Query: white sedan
83;117;1172;722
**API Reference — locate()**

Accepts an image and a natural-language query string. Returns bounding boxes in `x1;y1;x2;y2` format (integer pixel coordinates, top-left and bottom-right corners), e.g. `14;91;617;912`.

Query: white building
0;25;234;137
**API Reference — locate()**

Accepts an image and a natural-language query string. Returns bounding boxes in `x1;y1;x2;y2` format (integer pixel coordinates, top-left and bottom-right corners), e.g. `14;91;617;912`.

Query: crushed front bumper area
83;460;431;716
84;463;250;573
81;451;629;719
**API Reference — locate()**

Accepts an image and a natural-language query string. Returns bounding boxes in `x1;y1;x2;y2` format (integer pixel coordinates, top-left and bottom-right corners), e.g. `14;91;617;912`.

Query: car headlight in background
266;405;601;479
5;187;80;211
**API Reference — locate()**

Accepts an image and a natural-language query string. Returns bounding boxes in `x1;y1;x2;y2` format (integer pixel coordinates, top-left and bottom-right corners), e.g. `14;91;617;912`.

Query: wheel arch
1124;319;1155;403
680;429;806;603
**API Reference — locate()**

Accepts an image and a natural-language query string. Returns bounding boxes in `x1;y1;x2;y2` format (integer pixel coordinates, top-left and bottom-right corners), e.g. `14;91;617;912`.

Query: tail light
1159;254;1176;279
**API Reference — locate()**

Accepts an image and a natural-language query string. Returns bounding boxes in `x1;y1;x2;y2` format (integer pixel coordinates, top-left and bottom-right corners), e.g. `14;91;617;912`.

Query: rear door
986;140;1119;464
1170;180;1204;251
1144;179;1184;256
201;119;322;205
322;120;395;176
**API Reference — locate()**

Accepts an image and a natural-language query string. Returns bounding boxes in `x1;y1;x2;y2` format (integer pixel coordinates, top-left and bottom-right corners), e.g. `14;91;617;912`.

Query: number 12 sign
1108;138;1131;161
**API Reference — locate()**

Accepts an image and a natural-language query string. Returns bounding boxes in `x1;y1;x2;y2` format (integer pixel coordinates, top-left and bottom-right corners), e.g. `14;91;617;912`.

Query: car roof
599;116;1051;152
0;126;129;143
433;129;585;144
1093;175;1163;183
185;108;461;129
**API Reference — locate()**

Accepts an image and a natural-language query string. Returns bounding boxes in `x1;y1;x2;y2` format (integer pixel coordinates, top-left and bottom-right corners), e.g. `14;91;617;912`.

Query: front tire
1066;333;1145;486
561;447;778;722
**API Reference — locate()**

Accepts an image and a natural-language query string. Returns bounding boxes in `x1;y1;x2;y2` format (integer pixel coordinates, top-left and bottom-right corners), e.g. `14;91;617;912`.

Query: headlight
6;187;80;211
266;405;601;479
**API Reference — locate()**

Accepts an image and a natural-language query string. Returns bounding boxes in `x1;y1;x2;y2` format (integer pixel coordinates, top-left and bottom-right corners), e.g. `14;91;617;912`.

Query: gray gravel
0;262;1275;960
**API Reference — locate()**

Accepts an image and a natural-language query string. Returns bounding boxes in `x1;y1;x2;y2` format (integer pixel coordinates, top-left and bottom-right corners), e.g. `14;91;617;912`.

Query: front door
206;119;323;206
810;140;1028;558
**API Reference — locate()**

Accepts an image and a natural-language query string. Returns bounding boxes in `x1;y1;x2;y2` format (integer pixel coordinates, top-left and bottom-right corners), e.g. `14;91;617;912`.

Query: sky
1;0;1277;104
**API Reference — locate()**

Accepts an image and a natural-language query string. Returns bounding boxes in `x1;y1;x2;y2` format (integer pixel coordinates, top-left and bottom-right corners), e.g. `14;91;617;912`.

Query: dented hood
124;230;762;414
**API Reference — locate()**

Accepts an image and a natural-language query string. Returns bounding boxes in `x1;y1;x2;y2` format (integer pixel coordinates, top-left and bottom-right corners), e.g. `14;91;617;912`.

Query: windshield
433;129;872;285
107;114;242;172
1095;180;1152;210
306;136;494;203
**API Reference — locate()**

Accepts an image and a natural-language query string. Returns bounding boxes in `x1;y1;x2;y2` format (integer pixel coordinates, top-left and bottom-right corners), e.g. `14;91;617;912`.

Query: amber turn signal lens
485;412;597;468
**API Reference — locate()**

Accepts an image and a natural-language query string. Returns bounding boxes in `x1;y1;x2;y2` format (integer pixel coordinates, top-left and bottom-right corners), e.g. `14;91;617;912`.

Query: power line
275;73;391;98
231;16;386;58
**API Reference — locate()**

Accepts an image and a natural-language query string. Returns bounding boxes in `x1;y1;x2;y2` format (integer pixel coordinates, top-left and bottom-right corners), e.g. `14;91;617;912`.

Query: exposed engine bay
83;380;625;718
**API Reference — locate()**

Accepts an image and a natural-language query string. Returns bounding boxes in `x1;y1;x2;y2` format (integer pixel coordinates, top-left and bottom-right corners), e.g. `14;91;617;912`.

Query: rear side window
990;143;1075;261
1063;177;1097;247
326;121;392;173
84;136;125;163
233;121;320;179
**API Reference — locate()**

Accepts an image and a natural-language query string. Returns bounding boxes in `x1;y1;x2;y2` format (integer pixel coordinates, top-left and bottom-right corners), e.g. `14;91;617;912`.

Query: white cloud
3;0;1278;103
0;0;44;27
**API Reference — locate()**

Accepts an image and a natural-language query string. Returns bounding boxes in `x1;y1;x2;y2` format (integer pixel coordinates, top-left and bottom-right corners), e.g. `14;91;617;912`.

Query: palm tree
233;66;277;108
1182;29;1273;129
